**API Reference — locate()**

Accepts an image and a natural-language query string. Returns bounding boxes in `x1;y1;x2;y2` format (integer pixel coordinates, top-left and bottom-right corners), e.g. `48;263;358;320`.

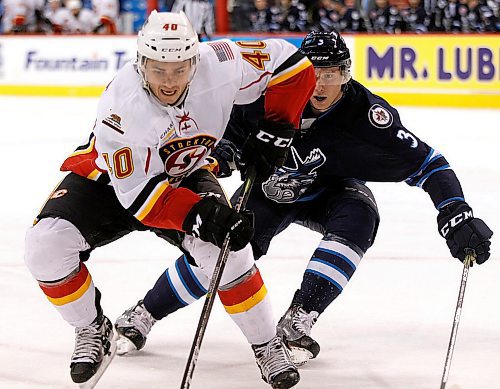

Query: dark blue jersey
225;79;465;210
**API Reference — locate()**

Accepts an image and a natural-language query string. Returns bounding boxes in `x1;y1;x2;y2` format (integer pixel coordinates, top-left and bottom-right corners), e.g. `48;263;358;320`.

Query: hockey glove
212;139;241;178
437;202;493;264
182;197;254;252
240;119;295;182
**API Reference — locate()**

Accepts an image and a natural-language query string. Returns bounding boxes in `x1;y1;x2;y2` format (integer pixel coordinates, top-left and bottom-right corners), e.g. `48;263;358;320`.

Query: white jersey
1;0;44;32
72;8;97;33
61;39;314;230
92;0;118;21
48;8;74;33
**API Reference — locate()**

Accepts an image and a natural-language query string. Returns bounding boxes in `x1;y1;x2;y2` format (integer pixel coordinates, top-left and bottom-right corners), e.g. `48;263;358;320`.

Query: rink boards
0;34;498;108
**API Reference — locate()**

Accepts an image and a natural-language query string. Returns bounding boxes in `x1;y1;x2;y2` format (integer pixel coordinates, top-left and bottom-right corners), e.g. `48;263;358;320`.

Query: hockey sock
38;262;98;327
143;255;209;320
218;265;275;345
293;239;362;314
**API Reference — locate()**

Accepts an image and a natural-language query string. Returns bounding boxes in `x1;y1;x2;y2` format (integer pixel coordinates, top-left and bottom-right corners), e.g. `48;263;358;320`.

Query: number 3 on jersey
102;148;134;179
236;41;270;71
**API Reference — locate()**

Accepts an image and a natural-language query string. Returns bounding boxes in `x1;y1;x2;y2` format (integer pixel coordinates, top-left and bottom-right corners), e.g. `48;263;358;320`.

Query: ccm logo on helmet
256;130;293;148
162;48;182;52
440;210;473;238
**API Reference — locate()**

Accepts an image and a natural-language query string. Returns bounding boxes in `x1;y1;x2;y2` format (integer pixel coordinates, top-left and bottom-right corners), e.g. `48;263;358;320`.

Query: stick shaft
180;168;256;389
439;251;474;389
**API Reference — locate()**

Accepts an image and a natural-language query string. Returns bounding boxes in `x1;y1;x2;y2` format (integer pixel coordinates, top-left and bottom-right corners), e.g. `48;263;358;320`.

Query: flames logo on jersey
160;134;216;179
262;147;326;203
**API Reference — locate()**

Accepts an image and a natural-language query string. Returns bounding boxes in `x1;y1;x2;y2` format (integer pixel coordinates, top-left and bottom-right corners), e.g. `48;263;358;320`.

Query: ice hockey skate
115;300;156;355
252;335;300;389
70;314;117;389
277;304;320;366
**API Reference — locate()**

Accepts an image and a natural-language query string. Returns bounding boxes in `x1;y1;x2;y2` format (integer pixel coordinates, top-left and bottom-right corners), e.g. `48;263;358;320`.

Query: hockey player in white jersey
1;0;45;33
91;0;118;33
24;10;315;389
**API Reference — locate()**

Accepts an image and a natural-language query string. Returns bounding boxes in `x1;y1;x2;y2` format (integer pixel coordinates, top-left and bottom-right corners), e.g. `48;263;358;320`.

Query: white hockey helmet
137;11;199;104
137;10;199;63
66;0;82;10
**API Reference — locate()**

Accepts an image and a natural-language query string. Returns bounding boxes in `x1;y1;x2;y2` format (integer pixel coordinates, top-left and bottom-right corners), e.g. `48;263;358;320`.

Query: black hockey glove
212;139;241;178
239;119;295;182
437;202;493;264
182;197;254;252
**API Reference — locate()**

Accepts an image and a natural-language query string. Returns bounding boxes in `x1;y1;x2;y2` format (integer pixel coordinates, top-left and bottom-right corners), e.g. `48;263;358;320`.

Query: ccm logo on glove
439;209;473;238
256;129;293;148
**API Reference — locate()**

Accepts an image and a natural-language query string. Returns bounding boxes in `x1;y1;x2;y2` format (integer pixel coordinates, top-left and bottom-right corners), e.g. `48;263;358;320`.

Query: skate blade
78;333;118;389
288;346;313;367
116;335;138;356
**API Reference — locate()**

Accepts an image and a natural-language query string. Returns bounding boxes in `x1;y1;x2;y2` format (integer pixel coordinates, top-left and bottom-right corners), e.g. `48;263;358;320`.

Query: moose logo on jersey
160;134;216;178
262;147;326;203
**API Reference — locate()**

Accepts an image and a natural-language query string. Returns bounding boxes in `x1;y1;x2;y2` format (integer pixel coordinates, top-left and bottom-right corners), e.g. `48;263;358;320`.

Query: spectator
171;0;215;39
466;0;498;31
340;0;369;30
368;0;404;32
427;0;448;31
401;0;428;31
66;0;97;33
312;0;343;31
248;0;274;31
92;0;118;33
2;0;45;33
230;0;254;30
47;0;74;33
276;0;309;31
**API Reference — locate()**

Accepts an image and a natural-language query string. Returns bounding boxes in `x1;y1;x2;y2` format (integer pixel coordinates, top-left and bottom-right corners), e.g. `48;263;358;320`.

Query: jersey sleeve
232;39;315;128
361;99;464;209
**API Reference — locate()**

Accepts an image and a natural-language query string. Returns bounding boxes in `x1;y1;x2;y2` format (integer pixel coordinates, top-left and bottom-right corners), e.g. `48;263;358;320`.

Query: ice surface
0;97;498;389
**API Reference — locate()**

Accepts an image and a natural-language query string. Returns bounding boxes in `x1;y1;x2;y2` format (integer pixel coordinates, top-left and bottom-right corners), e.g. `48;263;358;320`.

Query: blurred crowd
0;0;119;33
231;0;499;32
1;0;498;34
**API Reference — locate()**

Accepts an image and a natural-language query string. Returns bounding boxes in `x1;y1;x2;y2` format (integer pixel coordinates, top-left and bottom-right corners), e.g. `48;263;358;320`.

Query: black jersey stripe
127;172;169;215
273;50;306;76
74;132;94;152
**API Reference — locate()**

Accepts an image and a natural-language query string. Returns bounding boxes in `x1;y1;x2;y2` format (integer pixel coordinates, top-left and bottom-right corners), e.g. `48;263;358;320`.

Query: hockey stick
439;249;476;389
180;166;257;389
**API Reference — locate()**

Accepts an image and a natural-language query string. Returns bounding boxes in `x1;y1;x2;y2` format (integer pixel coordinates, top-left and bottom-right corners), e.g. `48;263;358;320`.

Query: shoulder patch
102;113;124;134
207;41;235;63
368;104;393;129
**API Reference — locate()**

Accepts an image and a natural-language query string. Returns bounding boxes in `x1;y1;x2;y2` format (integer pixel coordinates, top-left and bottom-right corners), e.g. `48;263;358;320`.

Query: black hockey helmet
300;30;351;70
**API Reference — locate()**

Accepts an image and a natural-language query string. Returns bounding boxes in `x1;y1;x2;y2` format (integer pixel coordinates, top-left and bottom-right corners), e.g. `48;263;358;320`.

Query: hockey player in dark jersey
115;30;493;368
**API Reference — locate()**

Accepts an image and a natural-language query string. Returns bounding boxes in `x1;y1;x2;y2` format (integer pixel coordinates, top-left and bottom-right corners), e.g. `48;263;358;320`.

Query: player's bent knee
25;217;89;281
327;198;380;253
184;235;255;285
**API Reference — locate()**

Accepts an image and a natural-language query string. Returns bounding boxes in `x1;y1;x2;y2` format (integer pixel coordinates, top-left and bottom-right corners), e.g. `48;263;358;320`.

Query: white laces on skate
71;322;104;364
292;307;318;337
116;301;156;337
278;305;319;341
253;336;295;382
